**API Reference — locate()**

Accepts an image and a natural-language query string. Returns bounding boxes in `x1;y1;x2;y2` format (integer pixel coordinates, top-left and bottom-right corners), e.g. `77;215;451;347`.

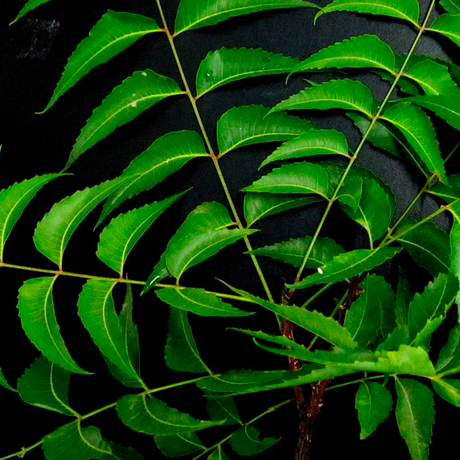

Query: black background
0;0;458;458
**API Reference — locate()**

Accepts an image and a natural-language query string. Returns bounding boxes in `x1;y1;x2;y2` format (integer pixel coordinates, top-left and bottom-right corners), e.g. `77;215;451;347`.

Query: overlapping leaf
155;432;205;457
206;393;241;426
217;105;314;156
230;426;278;455
435;324;460;375
11;0;53;24
429;174;460;203
440;0;460;14
196;47;299;98
69;70;183;167
429;14;460;48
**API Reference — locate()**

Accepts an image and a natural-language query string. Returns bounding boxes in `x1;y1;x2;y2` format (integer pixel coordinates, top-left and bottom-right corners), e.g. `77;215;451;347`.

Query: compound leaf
230;426;278;455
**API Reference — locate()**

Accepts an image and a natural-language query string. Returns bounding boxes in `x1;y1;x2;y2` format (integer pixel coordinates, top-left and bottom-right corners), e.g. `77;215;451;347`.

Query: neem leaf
208;447;231;460
440;0;460;14
435;324;460;375
102;442;144;460
206;393;241;426
432;378;460;407
230;426;278;455
69;70;183;167
17;277;89;374
11;0;54;24
0;366;14;391
429;174;460;203
355;382;393;439
117;394;222;435
217;105;314;156
155;432;205;458
429;14;460;49
196;47;299;98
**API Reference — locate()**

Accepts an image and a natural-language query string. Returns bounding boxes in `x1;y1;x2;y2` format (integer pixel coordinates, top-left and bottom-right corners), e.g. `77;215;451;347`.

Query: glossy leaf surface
440;0;460;13
11;0;53;24
432;378;460;407
435;324;460;375
429;14;460;48
231;426;278;455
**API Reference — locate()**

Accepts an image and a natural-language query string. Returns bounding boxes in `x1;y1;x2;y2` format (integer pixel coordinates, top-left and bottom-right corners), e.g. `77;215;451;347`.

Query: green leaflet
449;221;460;303
381;102;447;183
0;174;62;261
248;236;344;268
432;378;460;407
157;287;252;317
11;0;53;24
316;0;420;26
99;130;208;225
40;11;162;113
42;421;111;459
435;324;460;375
395;378;435;460
290;34;396;76
261;129;350;166
17;356;75;416
244;193;322;227
68;70;183;167
243;162;330;198
34;178;124;268
395;220;451;276
269;79;375;117
155;432;205;457
428;14;460;49
288;247;402;289
217;105;315;156
440;0;460;14
97;191;186;275
206;392;241;426
222;282;357;350
165;308;209;373
17;276;88;374
337;176;362;212
355;382;393;439
196;47;299;98
230;426;279;455
77;280;143;388
117;394;222;435
0;366;14;391
429;174;460;203
174;0;319;35
102;443;144;460
395;269;411;330
208;447;231;460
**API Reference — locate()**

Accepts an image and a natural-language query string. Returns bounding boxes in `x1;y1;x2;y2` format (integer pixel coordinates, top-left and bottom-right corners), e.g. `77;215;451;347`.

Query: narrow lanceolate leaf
17;356;75;416
381;103;447;183
231;426;279;455
316;0;420;26
196;47;299;98
165;308;209;373
11;0;53;24
34;178;124;268
288;247;402;289
206;393;241;426
244;193;321;227
41;11;162;113
395;378;435;460
117;394;222;435
0;174;61;260
78;280;143;388
0;366;14;391
157;288;252;317
18;277;88;374
69;70;183;167
248;236;344;268
155;432;205;457
432;378;460;407
174;0;319;35
440;0;460;14
356;382;393;439
243;162;330;198
42;421;111;459
429;14;460;49
269;79;375;117
217;105;314;156
261;129;349;166
435;324;460;375
290;34;396;76
97;191;186;275
99;130;208;225
222;283;357;350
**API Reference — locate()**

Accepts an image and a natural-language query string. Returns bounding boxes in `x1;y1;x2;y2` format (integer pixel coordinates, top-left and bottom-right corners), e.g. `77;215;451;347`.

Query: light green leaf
244;193;322;227
69;70;183;167
0;174;61;260
117;394;222;435
217;105;315;156
40;11;161;113
17;356;75;416
432;378;460;407
208;447;231;460
269;79;375;117
155;432;205;458
17;277;88;374
78;280;143;388
440;0;460;14
99;130;208;225
248;236;344;268
288;247;402;289
34;178;124;268
174;0;319;35
243;162;330;198
337;176;363;212
157;288;252;317
355;382;393;439
97;191;186;275
395;378;434;460
261;129;349;167
429;14;460;49
42;421;111;459
196;47;299;98
381;102;447;183
316;0;420;26
290;34;396;76
206;393;241;426
230;426;278;455
11;0;53;24
0;366;14;391
435;324;460;375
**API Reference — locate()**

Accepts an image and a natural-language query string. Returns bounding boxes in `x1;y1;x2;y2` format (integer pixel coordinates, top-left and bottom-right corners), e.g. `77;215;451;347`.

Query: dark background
0;0;458;458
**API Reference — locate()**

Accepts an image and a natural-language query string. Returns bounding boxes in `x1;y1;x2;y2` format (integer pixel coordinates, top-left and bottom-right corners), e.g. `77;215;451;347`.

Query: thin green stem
301;282;333;309
0;440;44;460
326;374;385;391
